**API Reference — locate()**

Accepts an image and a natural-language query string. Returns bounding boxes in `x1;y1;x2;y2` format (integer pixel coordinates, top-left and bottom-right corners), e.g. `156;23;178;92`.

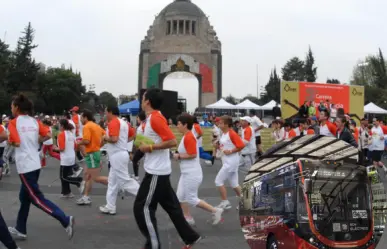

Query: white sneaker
134;176;140;183
8;227;27;240
61;193;75;198
78;181;86;194
99;205;116;215
212;208;224;225
65;216;75;240
186;217;196;226
217;200;232;210
76;196;91;205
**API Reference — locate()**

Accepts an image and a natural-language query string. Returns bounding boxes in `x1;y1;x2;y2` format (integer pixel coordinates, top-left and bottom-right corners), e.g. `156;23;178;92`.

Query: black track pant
0;212;18;249
133;173;200;249
132;149;144;177
60;166;83;195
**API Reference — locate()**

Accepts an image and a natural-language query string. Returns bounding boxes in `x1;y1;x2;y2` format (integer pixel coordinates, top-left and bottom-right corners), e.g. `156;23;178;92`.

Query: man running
70;106;84;162
99;106;139;215
239;116;256;171
76;110;107;205
7;94;74;240
134;88;201;249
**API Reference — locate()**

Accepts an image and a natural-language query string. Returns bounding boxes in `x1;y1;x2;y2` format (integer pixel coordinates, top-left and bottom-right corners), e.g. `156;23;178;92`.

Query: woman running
56;119;84;198
40;119;60;167
173;114;223;226
7;94;74;240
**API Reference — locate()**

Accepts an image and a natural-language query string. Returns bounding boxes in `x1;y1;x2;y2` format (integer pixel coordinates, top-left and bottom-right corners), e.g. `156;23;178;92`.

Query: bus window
297;184;308;221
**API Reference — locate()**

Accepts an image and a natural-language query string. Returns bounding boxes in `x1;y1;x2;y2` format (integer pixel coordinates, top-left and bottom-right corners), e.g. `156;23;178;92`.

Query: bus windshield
302;161;372;242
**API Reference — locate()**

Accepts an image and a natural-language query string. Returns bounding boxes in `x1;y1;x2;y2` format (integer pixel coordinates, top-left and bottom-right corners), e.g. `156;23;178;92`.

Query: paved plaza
0;156;250;249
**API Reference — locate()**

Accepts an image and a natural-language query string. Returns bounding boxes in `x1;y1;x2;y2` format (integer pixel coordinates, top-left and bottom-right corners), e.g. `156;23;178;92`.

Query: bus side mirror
304;179;312;194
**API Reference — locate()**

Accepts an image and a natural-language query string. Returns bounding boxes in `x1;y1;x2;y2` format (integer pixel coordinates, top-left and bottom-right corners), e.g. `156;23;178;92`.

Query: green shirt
308;106;316;116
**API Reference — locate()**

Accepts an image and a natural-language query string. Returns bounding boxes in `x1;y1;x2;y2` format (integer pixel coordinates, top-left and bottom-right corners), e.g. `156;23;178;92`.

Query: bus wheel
267;236;278;249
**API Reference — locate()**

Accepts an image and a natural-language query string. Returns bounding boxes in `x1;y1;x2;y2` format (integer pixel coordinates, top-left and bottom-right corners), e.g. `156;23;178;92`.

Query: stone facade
138;0;222;107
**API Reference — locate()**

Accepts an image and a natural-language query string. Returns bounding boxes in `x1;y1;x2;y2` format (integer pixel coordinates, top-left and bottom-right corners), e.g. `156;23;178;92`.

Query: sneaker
65;216;75;240
217;200;232;210
72;167;83;177
78;181;86;194
8;227;27;240
212;208;223;225
186;217;196;226
61;193;75;199
76;196;91;205
182;236;202;249
134;176;140;183
99;205;116;215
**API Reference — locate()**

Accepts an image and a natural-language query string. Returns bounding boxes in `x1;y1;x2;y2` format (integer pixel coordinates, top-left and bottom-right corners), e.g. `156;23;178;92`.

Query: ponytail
59;119;74;131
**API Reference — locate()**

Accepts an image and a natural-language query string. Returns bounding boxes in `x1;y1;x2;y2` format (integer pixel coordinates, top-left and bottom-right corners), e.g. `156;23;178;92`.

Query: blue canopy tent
118;100;140;115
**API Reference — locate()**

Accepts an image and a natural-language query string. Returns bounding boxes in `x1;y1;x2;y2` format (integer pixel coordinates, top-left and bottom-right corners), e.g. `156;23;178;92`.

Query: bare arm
0;131;7;143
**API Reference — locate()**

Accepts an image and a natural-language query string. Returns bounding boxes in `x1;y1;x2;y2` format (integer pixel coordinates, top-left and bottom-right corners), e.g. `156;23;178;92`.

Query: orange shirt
193;123;203;136
307;129;315;135
353;127;359;142
288;129;297;138
183;131;197;155
0;125;4;133
243;126;252;142
382;125;387;135
72;114;80;136
82;121;106;153
229;129;245;149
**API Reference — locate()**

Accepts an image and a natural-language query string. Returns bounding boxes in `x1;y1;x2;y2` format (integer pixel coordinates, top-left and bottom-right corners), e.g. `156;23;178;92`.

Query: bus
241;135;377;249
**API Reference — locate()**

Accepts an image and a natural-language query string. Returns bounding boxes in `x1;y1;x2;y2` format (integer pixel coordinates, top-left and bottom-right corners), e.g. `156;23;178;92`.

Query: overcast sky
1;0;386;111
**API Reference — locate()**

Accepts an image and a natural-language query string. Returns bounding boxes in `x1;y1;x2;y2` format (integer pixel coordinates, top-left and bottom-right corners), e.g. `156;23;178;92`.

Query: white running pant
106;151;139;209
215;166;239;188
176;172;203;207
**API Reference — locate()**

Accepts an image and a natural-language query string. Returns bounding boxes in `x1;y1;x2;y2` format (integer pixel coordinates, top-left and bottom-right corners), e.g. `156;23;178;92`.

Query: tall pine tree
264;67;281;102
281;57;304;81
304;46;317;82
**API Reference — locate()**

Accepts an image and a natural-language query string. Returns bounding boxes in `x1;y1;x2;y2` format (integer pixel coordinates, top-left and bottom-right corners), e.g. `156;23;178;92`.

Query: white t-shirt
58;130;76;166
272;127;285;143
106;118;129;157
370;126;385;151
143;111;174;175
8;115;46;174
43;127;53;145
251;116;263;137
178;132;202;174
241;126;256;155
219;130;244;172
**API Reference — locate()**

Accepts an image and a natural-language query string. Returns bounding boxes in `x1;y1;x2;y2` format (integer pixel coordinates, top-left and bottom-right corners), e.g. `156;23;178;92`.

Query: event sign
281;81;364;123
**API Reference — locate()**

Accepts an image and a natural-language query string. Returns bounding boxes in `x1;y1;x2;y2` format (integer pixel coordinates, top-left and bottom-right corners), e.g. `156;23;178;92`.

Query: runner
40;118;60;167
7;94;74;240
99;106;139;215
70;106;84;162
132;111;146;181
133;88;201;249
173;114;223;226
76;110;107;205
239;116;256;170
215;115;245;210
56;119;84;198
249;110;264;157
64;112;82;177
192;116;214;165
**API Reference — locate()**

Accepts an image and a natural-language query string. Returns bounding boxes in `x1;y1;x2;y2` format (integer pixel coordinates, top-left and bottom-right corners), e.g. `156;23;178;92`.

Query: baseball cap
240;116;252;123
215;117;221;122
70;106;79;112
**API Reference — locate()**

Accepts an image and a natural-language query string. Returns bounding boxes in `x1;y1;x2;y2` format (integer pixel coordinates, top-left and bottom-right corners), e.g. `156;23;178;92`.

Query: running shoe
186;217;196;226
76;196;91;205
212;208;223;225
135;176;140;183
182;236;202;249
8;227;27;240
99;205;116;215
217;200;232;210
65;216;75;240
61;193;75;198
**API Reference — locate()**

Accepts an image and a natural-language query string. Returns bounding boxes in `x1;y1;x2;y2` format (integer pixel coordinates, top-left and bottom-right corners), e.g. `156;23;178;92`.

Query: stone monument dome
159;0;205;18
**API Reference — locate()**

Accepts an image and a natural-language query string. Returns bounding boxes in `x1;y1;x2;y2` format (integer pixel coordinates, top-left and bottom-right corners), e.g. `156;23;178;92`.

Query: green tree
264;67;281;103
327;78;340;84
0;39;11;113
99;91;117;110
281;57;304;81
304;46;317;82
224;94;237;105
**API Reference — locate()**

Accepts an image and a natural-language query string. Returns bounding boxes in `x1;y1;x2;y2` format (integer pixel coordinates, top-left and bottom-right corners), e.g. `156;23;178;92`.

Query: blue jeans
199;147;212;161
16;169;70;234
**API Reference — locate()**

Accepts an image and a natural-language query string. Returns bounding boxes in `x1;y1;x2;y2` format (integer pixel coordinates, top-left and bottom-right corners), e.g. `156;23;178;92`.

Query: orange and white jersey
272;128;285;143
43;127;53;145
219;129;245;172
320;121;337;137
178;132;202;174
68;119;76;136
106;117;134;156
143;111;175;175
192;123;203;147
136;121;145;135
8;115;49;174
72;114;83;138
57;130;76;166
241;126;256;155
0;125;7;147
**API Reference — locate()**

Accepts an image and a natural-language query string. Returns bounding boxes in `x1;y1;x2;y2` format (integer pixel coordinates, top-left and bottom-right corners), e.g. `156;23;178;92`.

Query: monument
138;0;222;107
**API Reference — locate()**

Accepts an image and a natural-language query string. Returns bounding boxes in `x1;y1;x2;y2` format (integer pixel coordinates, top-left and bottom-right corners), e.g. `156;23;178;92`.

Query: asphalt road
0;156;250;249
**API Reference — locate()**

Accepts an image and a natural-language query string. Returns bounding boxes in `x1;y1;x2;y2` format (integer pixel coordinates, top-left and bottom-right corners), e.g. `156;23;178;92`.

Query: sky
1;0;386;111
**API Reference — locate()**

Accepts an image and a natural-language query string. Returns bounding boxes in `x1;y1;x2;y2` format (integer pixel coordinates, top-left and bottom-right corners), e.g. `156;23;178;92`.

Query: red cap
70;106;79;112
215;117;221;122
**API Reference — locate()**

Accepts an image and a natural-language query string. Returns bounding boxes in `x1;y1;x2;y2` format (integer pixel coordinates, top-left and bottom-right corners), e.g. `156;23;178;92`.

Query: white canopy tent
205;99;236;109
260;100;280;110
364;102;387;114
235;99;261;109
